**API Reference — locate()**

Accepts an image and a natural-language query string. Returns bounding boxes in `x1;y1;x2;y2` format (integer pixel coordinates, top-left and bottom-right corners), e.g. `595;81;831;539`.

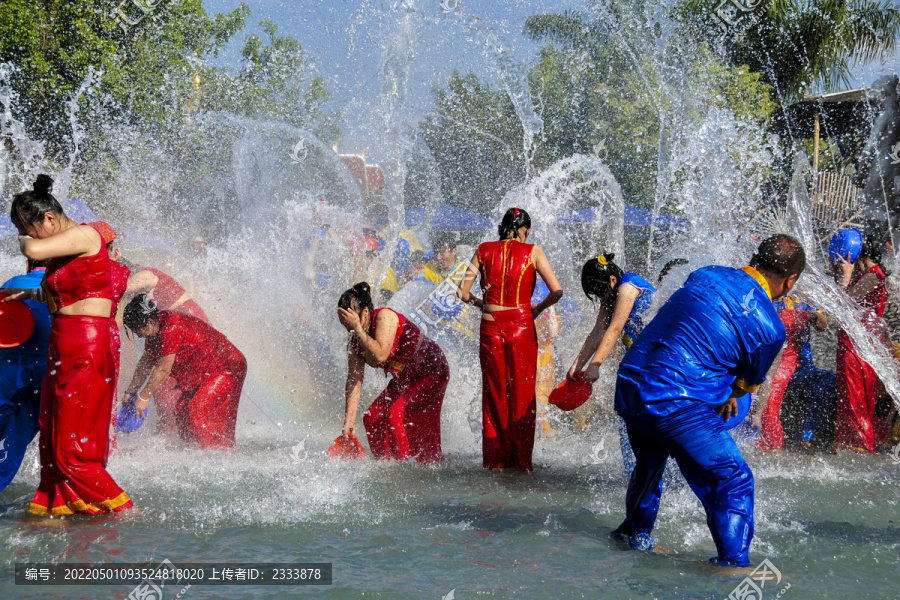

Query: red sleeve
158;316;185;357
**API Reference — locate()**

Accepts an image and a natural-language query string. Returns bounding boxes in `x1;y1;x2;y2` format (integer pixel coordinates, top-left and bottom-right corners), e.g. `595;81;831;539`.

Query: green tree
674;0;900;99
420;72;525;216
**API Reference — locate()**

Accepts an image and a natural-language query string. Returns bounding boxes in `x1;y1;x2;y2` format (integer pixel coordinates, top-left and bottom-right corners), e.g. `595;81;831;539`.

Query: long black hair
338;282;375;314
123;294;160;333
498;207;531;240
10;174;65;232
581;253;624;305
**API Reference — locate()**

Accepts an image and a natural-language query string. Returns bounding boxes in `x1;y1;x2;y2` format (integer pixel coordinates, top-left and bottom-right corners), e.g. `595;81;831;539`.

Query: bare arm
458;251;483;310
531;246;562;318
343;353;366;436
19;226;102;261
125;269;159;295
131;353;175;412
569;285;640;382
337;307;399;365
846;272;880;304
124;350;158;395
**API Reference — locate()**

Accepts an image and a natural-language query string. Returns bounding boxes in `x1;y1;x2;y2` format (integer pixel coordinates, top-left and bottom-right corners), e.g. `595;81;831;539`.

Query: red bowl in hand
0;293;35;348
549;372;593;411
328;433;366;460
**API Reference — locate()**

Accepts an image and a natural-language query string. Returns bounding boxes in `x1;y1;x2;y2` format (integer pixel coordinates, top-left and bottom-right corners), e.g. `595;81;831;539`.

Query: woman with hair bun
458;207;563;472
121;295;246;449
337;281;448;463
568;253;655;472
832;234;889;452
2;174;132;516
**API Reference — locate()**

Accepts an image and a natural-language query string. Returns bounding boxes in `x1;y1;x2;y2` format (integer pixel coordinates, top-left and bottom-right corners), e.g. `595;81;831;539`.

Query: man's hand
717;397;739;422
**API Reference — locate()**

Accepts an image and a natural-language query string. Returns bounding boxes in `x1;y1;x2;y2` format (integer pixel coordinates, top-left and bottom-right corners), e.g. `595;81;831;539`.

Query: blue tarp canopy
1;198;176;249
404;203;493;231
557;205;690;230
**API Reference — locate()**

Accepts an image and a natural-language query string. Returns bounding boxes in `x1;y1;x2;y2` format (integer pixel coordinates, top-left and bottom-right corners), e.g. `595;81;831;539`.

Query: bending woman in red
337;282;448;463
458;208;563;471
5;175;132;516
121;295;245;449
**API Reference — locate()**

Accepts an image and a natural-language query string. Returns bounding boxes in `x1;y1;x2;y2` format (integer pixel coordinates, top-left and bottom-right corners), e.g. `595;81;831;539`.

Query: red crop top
477;239;536;307
42;223;113;314
348;307;421;376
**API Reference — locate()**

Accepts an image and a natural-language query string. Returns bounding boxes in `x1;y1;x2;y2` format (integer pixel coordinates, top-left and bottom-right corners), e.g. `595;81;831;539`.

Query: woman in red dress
833;236;889;452
124;265;209;432
121;295;245;449
458;207;563;471
89;222;131;448
4;175;132;516
337;282;447;463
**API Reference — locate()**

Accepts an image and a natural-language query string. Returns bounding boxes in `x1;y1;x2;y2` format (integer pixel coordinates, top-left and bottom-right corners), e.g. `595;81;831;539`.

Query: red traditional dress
108;260;131;449
144;311;245;449
350;308;447;463
28;224;132;516
834;264;888;452
477;239;538;471
139;267;210;434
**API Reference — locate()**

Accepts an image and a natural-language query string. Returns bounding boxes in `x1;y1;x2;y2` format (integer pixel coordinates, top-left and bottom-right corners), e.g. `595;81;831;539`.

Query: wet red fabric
362;337;447;464
478;240;536;307
834;265;888;452
175;355;246;449
350;308;420;376
757;308;810;451
145;311;245;447
479;307;538;471
28;316;132;516
108;261;131;448
42;224;113;313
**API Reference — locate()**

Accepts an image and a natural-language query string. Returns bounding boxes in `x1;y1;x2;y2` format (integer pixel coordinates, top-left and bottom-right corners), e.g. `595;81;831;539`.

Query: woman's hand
134;392;150;413
337;307;361;332
584;362;601;384
567;363;579;381
836;252;855;286
0;289;29;302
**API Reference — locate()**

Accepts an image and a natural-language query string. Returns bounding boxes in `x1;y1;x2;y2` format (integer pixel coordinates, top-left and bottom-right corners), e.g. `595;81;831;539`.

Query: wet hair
749;234;806;278
658;258;689;284
498;207;531;240
431;230;457;252
338;282;375;314
10;174;65;231
581;253;624;304
123;294;160;333
859;235;883;266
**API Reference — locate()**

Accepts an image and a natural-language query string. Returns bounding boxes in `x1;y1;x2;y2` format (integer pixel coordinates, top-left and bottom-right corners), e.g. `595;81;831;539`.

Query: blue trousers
613;402;754;566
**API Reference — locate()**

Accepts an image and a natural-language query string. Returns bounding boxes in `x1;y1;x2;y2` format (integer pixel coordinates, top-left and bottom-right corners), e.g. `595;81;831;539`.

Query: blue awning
558;205;690;230
403;203;493;231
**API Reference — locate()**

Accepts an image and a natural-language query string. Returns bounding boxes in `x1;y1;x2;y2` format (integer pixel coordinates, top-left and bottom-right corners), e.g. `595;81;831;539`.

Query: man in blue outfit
0;259;52;492
612;234;806;567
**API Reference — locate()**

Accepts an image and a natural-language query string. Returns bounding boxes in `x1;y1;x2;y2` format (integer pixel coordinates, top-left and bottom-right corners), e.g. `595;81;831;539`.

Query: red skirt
479;308;538;471
28;315;132;516
756;350;798;451
175;354;246;449
363;337;447;464
834;333;887;452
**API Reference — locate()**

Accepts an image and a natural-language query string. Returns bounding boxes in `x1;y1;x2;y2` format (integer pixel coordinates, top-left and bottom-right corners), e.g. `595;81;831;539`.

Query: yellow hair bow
597;255;608;265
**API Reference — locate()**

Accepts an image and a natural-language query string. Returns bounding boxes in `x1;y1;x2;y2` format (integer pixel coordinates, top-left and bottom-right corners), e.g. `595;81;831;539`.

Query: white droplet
50;370;56;375
80;437;88;443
